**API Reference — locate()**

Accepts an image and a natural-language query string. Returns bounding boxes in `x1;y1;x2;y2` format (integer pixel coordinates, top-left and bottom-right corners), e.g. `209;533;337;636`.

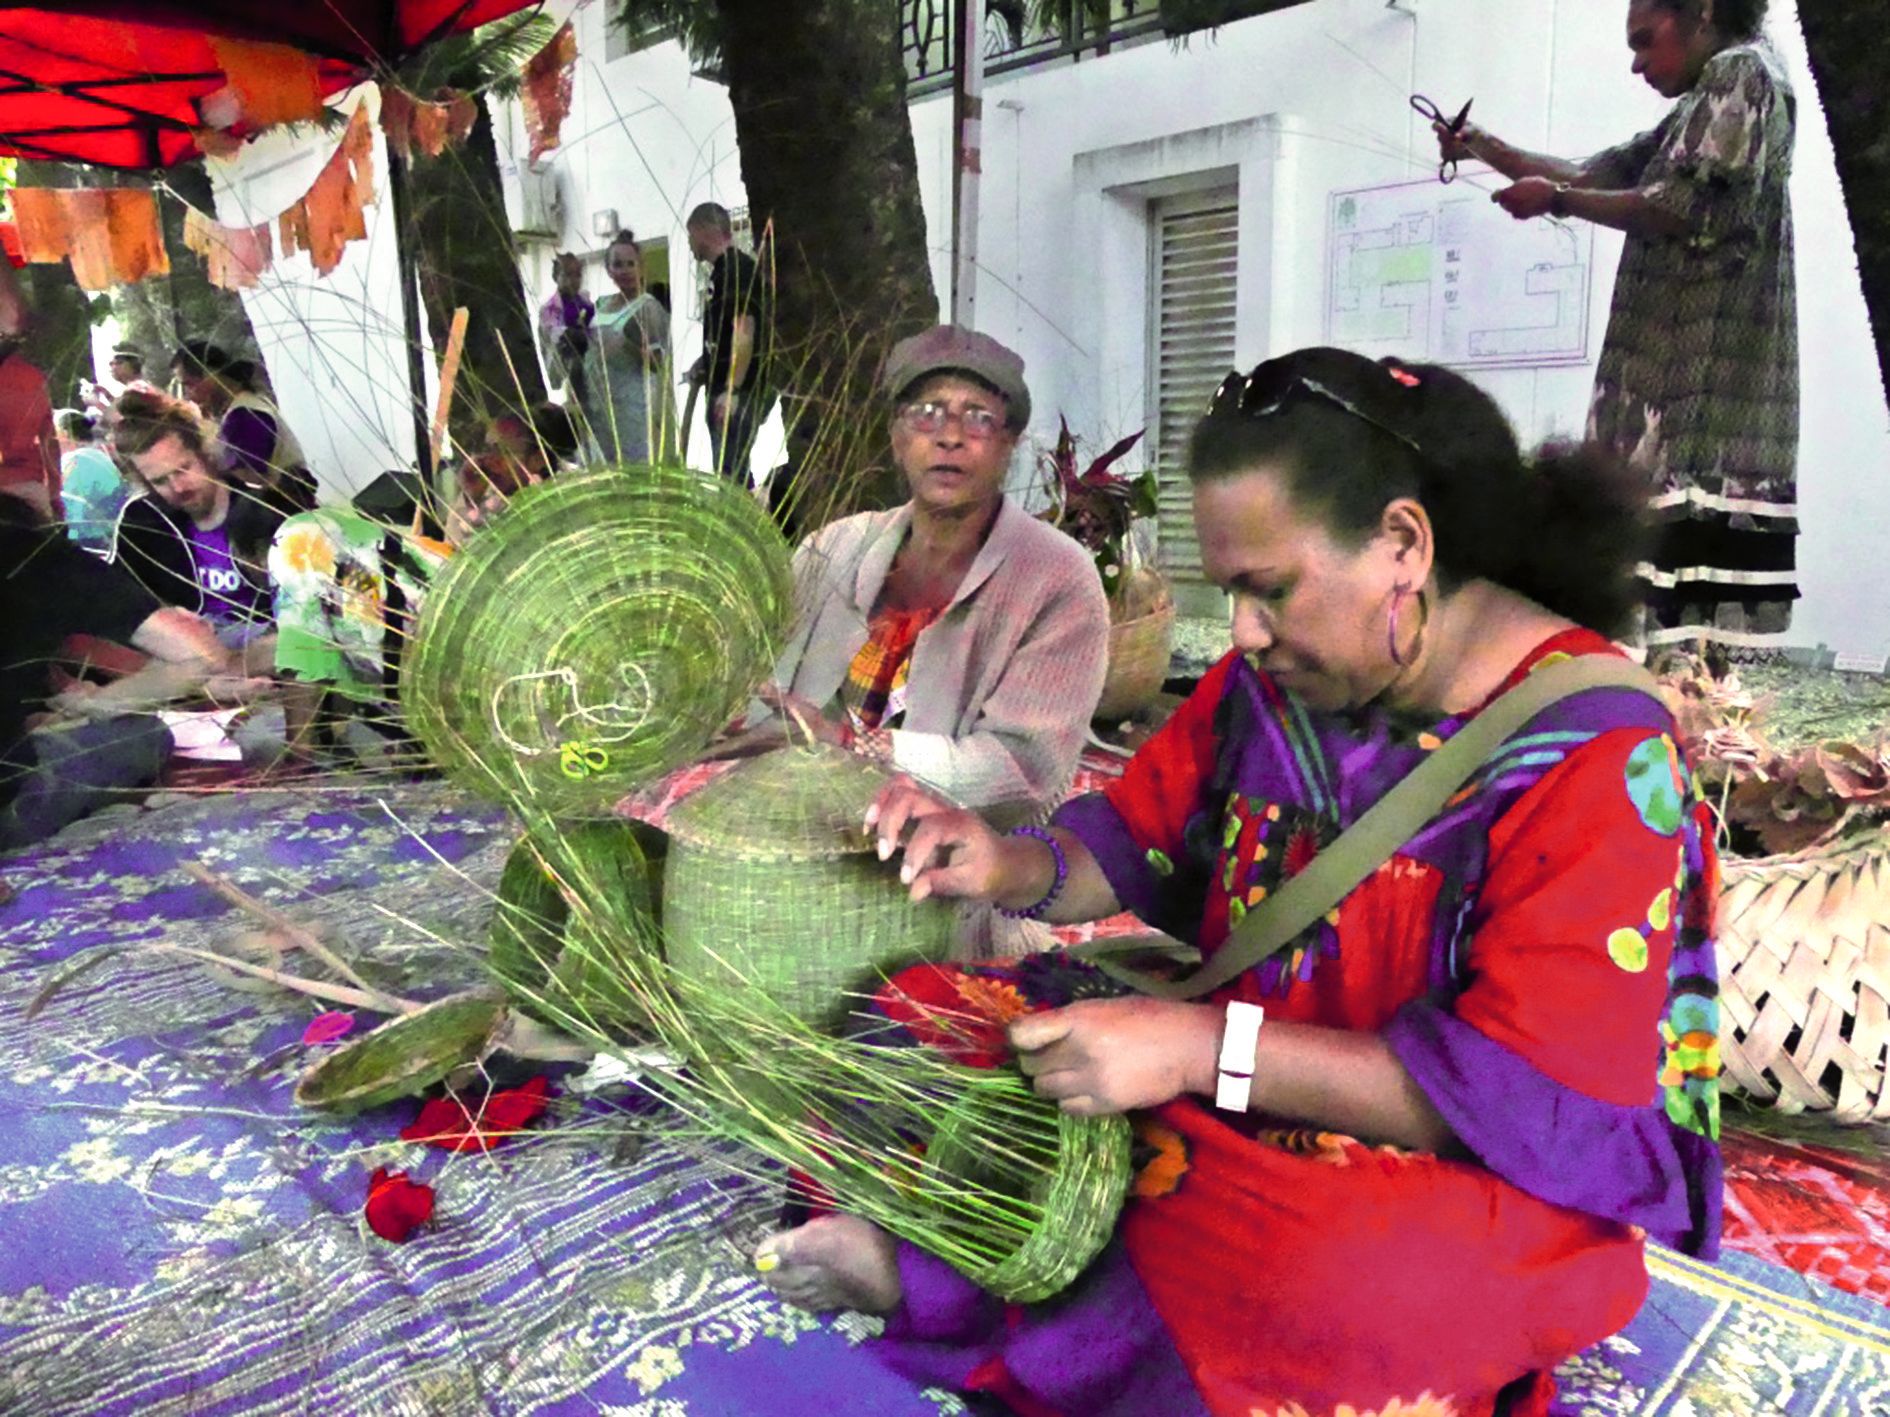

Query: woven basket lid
405;466;794;816
665;744;891;861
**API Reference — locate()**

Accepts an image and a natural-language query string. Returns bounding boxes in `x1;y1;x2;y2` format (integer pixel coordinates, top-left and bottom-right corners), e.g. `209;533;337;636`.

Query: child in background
538;253;595;409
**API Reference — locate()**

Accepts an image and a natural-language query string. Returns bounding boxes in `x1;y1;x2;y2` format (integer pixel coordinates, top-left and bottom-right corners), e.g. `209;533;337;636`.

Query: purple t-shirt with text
185;521;264;624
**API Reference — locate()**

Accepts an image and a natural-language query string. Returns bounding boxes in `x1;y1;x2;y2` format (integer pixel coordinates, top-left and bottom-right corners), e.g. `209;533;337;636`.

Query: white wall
206;85;417;504
416;0;1890;652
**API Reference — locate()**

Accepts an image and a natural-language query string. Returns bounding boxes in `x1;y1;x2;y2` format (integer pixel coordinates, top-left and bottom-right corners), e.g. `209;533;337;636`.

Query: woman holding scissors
1436;0;1796;653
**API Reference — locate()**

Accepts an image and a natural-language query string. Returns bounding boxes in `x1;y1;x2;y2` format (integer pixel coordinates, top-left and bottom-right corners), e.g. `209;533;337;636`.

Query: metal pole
950;0;985;328
383;145;435;489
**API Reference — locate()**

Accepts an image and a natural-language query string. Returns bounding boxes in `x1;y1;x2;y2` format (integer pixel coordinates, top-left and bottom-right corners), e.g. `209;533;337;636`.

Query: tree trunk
406;92;545;453
714;0;939;519
111;159;264;377
1797;0;1890;400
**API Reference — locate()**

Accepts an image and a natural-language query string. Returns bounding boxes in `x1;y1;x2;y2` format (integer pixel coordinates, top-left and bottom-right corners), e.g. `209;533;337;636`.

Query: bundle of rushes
496;820;1131;1303
403;466;1131;1302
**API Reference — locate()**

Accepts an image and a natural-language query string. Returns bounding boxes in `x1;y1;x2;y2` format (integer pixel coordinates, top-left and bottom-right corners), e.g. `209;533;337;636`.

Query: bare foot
753;1214;902;1314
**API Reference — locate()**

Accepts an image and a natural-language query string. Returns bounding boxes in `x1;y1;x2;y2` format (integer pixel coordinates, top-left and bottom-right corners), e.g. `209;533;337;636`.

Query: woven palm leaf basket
405;466;794;817
1094;591;1176;724
489;819;667;1040
662;743;958;1029
1717;826;1890;1123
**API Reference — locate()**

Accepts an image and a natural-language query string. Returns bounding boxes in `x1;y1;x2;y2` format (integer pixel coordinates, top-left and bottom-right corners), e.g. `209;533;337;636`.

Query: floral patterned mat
0;783;957;1417
1;779;1887;1414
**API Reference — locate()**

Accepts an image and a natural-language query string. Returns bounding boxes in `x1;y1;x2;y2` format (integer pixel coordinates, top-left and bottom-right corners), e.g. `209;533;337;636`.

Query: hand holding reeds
1011;997;1221;1116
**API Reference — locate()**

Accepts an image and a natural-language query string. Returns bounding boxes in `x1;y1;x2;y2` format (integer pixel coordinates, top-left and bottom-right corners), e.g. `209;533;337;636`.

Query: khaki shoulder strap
1079;656;1666;1000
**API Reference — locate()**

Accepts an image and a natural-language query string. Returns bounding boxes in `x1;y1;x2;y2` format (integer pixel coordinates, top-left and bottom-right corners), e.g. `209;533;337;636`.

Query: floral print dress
1582;41;1798;647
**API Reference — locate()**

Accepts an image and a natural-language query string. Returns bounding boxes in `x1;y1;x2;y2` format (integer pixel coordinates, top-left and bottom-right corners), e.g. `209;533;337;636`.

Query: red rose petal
364;1167;434;1243
302;1011;356;1046
399;1076;553;1153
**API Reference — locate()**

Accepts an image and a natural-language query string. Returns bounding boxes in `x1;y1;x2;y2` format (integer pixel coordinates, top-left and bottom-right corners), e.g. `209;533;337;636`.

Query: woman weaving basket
756;347;1723;1417
727;325;1109;823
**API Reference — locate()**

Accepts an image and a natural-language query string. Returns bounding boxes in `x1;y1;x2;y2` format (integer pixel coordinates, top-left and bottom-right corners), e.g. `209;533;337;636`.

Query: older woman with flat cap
737;324;1109;829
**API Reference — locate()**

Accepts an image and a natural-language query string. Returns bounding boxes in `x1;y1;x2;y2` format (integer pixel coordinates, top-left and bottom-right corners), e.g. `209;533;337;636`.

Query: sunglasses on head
1208;363;1427;459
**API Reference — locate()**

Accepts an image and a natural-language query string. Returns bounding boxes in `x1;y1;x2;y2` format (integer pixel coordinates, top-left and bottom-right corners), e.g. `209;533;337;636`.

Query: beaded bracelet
998;825;1067;920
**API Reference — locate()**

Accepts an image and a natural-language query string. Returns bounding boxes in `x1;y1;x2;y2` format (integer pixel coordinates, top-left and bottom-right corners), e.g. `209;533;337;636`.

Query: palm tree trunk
1797;0;1890;400
714;0;939;518
406;92;546;454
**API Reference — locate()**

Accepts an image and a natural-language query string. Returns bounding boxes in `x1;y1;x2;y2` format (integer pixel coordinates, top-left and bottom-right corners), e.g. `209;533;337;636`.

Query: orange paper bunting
7;188;169;291
183;208;275;291
208;37;326;129
522;22;578;163
379;86;479;161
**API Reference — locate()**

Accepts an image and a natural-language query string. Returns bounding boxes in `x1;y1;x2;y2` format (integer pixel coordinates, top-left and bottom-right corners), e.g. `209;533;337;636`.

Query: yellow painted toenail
754;1251;779;1273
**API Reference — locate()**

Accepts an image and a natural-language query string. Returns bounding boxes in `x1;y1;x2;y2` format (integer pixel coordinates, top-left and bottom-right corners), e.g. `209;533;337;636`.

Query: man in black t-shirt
687;202;775;484
1;497;230;849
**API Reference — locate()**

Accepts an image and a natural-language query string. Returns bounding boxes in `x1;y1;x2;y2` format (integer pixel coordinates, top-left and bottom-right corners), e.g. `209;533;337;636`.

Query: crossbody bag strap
1077;656;1667;1000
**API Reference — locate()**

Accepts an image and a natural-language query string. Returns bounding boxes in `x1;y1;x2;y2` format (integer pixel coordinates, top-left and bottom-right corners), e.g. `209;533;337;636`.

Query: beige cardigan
769;496;1110;816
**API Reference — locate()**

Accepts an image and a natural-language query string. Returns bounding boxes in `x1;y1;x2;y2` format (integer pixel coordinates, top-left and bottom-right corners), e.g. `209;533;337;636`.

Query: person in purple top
172;342;317;516
107;391;286;664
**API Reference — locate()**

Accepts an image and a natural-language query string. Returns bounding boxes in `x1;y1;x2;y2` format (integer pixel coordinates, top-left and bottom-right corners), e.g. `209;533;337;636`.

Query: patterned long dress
1582;41;1798;649
860;630;1723;1417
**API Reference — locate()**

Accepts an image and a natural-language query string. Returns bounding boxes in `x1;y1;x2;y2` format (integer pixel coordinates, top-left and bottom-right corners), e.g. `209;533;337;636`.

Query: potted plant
1656;650;1890;1124
1037;418;1173;722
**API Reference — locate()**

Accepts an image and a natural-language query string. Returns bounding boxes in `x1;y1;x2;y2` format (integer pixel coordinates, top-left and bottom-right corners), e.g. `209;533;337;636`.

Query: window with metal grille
1149;186;1239;612
605;14;668;63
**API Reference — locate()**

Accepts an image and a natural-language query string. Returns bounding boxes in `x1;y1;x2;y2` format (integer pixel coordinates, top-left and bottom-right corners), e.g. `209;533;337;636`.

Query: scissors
1409;94;1475;184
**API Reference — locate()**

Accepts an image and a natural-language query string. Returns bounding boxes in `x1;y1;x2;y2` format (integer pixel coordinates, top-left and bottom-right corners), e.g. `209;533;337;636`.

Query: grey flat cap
881;325;1031;428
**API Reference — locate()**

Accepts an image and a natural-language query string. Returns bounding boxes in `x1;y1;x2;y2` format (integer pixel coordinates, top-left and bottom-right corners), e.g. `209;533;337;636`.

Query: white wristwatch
1215;1000;1266;1113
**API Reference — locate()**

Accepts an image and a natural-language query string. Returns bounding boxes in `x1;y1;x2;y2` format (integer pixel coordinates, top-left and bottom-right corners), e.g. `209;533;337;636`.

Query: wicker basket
1094;593;1176;723
662;744;957;1029
294;992;505;1114
921;1073;1131;1303
489;820;666;1038
405;467;794;816
1716;826;1890;1122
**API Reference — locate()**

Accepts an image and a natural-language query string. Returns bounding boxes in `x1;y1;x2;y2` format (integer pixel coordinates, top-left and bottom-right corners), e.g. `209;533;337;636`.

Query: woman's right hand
867;777;1014;905
1433;119;1482;164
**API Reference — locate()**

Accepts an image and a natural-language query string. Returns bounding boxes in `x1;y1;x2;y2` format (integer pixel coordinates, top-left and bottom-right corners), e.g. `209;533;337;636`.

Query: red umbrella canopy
0;1;539;168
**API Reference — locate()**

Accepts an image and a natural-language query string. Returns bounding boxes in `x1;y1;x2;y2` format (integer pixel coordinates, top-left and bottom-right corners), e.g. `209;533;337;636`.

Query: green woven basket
405;467;794;815
293;992;505;1114
663;745;957;1029
489;820;666;1037
919;1073;1133;1303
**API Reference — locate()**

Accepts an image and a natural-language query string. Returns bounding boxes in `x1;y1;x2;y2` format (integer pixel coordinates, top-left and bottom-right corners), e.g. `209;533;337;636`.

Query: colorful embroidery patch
1624;734;1685;836
1607;925;1650;973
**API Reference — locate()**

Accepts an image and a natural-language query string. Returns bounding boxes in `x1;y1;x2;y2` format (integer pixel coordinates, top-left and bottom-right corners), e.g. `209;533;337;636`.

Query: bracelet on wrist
998;826;1067;920
1214;1001;1266;1113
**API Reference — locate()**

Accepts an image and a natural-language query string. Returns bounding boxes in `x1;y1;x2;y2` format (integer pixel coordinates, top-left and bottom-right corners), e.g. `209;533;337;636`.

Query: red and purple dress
864;629;1722;1417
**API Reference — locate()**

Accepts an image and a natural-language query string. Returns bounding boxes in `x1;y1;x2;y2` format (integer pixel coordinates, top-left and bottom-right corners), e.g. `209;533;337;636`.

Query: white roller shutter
1149;187;1238;612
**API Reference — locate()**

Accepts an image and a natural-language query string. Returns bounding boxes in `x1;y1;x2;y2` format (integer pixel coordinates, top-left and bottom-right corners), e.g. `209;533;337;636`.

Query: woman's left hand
1009;998;1219;1116
755;683;849;748
1493;176;1557;220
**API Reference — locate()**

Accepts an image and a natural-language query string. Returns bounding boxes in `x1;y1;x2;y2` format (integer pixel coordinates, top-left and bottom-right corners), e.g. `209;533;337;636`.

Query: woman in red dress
757;347;1721;1417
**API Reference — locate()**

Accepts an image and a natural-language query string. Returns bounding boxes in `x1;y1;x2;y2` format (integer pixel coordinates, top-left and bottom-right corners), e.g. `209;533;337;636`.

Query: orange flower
951;974;1031;1028
278;525;335;577
1132;1118;1189;1198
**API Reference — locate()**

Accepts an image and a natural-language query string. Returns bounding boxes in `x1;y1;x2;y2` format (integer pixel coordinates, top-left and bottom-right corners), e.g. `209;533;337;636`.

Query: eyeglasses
898;400;1007;441
1208;367;1427;460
